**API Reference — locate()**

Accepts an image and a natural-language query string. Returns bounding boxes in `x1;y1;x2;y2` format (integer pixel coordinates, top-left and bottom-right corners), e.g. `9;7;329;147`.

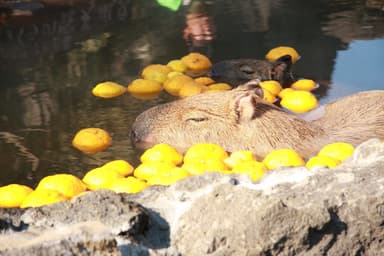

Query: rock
0;139;383;255
0;221;119;256
171;139;384;255
0;190;151;256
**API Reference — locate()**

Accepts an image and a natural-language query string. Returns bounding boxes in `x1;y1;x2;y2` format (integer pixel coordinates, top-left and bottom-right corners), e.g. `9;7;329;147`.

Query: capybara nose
130;129;139;143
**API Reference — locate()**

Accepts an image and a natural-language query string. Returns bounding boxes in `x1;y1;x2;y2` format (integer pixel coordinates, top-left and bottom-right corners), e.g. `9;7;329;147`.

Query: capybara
208;55;295;86
130;80;384;159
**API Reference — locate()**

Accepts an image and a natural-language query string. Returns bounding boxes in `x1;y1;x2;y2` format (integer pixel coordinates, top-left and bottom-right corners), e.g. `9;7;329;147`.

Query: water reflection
0;0;383;186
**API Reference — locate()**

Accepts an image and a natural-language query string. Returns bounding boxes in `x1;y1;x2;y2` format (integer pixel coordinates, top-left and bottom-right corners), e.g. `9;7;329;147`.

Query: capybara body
208;55;295;86
131;82;384;159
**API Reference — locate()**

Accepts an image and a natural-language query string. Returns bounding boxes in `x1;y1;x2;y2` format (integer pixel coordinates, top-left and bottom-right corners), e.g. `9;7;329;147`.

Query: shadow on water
0;0;383;186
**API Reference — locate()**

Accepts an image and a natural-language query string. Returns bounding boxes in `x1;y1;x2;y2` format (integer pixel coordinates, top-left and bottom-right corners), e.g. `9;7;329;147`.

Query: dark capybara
208;55;295;86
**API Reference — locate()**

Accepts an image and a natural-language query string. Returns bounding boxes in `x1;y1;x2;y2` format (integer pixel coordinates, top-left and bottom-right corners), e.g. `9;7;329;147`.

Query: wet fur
209;55;295;86
131;83;384;159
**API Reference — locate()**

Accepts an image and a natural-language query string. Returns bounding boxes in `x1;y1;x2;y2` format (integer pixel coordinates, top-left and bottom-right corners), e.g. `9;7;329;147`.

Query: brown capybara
208;55;295;86
130;80;384;159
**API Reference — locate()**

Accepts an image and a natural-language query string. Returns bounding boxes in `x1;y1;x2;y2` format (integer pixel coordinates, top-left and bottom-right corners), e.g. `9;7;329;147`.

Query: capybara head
208;55;294;86
130;80;304;157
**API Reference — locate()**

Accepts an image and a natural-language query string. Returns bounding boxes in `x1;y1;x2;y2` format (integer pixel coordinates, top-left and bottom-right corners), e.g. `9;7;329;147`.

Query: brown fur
208;55;295;86
130;81;384;159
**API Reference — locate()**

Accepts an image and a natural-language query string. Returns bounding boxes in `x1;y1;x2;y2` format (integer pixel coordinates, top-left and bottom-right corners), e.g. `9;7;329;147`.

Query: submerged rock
0;139;383;255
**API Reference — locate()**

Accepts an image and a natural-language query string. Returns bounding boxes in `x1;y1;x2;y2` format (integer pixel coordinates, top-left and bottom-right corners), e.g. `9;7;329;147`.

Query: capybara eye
239;64;254;74
186;117;209;122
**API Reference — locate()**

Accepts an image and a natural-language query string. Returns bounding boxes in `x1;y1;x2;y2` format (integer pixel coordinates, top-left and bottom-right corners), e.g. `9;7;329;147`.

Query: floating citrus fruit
140;143;183;165
35;174;86;198
231;160;267;182
107;177;148;194
127;78;163;95
224;150;256;169
146;167;190;186
278;88;295;98
0;184;33;208
163;74;194;96
262;88;277;103
262;148;305;170
20;189;68;208
318;142;355;162
178;81;206;98
181;52;212;71
182;158;228;175
265;46;300;64
102;160;134;176
194;76;216;86
141;64;172;78
184;143;229;164
167;71;184;79
207;83;232;91
82;167;124;190
72;128;112;154
167;59;187;73
92;81;126;98
280;90;318;113
134;162;176;181
306;155;340;169
291;79;318;91
259;80;282;96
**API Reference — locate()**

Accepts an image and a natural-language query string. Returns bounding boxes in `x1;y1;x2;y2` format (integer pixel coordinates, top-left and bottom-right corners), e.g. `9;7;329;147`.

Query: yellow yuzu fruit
262;148;305;170
291;79;318;91
259;80;282;96
140;143;183;165
82;167;124;190
306;155;341;169
102;160;134;176
194;76;216;86
0;184;33;208
72;128;112;154
133;162;176;181
207;83;232;91
231;160;267;182
278;88;295;98
183;143;229;163
280;90;318;113
92;81;126;98
107;177;148;194
181;52;212;71
265;46;300;64
146;167;190;186
141;64;172;78
20;189;68;208
127;79;163;95
167;71;184;79
35;174;86;198
262;88;277;103
182;158;228;175
224;150;256;169
163;74;194;96
142;70;168;83
167;59;188;73
178;81;206;98
318;142;355;162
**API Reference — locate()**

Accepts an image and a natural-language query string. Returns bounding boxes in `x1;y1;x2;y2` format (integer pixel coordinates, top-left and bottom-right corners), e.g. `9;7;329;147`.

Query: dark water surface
0;0;383;186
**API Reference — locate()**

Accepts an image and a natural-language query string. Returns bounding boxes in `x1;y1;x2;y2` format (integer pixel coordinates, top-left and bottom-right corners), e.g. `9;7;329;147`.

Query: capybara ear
241;79;264;99
271;54;292;81
234;91;259;122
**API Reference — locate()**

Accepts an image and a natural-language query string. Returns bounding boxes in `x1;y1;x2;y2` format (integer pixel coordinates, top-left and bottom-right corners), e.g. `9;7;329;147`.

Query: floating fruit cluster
92;47;320;113
0;140;355;209
0;47;336;209
92;52;233;100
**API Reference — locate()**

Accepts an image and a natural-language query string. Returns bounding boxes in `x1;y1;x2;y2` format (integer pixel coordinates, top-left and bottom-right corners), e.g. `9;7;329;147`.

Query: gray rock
0;138;383;255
